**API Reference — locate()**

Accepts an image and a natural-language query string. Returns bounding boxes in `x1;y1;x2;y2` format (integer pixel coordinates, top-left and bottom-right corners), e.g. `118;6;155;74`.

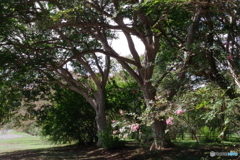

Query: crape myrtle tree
0;1;111;145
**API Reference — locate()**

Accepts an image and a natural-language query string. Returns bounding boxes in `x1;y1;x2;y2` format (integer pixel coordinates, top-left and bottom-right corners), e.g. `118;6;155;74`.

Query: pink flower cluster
227;55;234;60
130;123;140;131
119;109;124;115
123;134;128;138
112;130;118;135
176;109;184;115
166;117;174;125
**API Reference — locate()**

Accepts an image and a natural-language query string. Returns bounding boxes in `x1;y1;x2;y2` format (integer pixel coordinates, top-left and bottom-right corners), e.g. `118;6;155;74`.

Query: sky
110;32;145;57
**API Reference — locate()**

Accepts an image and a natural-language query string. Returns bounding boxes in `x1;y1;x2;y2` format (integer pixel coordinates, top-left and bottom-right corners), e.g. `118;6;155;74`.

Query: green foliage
199;126;221;142
35;85;97;145
106;76;144;119
106;74;147;141
0;70;34;125
111;111;142;141
174;84;240;141
97;127;125;150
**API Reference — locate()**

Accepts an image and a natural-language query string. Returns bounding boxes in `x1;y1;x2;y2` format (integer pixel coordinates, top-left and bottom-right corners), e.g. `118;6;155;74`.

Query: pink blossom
176;109;184;115
144;81;147;85
166;117;174;125
119;109;124;115
112;130;117;135
227;55;234;60
112;120;116;123
123;134;128;139
130;123;140;131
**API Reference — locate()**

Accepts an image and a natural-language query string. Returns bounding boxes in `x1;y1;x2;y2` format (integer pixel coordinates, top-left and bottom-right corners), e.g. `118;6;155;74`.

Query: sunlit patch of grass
8;130;31;136
0;132;64;154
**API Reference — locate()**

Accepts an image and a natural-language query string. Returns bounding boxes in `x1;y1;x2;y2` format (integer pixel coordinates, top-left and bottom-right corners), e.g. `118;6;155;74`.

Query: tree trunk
150;118;167;150
94;89;107;146
95;104;107;133
142;85;174;150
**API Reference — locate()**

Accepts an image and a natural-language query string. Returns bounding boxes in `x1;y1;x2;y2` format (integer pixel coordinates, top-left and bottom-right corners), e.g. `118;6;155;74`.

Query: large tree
0;1;111;145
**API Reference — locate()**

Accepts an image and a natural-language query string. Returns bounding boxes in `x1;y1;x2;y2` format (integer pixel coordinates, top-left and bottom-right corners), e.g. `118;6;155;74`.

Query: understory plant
98;126;125;150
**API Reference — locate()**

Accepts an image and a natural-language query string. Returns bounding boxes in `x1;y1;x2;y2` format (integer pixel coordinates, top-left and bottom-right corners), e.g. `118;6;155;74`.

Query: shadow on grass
0;141;239;160
0;143;139;160
128;140;240;160
0;145;87;160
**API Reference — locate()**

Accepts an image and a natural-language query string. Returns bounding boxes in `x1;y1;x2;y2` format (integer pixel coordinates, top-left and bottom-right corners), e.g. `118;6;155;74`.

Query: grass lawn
0;131;239;160
0;136;57;153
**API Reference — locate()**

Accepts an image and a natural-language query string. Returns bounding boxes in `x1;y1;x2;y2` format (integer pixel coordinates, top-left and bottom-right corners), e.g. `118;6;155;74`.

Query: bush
98;127;125;150
199;126;221;142
35;86;98;145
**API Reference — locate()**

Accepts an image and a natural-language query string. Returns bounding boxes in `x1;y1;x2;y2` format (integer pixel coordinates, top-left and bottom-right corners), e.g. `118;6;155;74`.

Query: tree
0;1;111;145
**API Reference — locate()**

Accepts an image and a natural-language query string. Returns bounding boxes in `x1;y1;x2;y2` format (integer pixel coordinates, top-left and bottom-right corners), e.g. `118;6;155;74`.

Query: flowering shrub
98;127;125;150
111;110;141;140
119;109;124;115
166;117;174;125
176;109;184;115
111;104;187;142
130;123;140;131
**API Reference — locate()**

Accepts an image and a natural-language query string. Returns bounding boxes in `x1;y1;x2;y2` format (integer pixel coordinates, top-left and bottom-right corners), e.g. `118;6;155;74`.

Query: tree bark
150;119;167;150
93;89;107;146
141;84;174;150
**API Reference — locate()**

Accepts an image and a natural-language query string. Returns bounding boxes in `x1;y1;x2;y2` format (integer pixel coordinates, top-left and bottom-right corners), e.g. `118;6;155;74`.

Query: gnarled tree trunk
142;85;174;150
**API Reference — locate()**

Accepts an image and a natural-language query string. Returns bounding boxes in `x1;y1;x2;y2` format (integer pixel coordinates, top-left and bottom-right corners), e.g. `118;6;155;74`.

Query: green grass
173;139;239;148
0;131;62;154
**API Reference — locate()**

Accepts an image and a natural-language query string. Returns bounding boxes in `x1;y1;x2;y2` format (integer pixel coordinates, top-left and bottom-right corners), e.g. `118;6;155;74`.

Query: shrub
35;86;98;145
98;127;125;150
199;126;221;142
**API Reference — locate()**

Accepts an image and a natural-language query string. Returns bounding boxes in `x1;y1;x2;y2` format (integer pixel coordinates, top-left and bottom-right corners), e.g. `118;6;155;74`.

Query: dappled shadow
0;144;139;160
0;143;239;160
0;145;89;160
